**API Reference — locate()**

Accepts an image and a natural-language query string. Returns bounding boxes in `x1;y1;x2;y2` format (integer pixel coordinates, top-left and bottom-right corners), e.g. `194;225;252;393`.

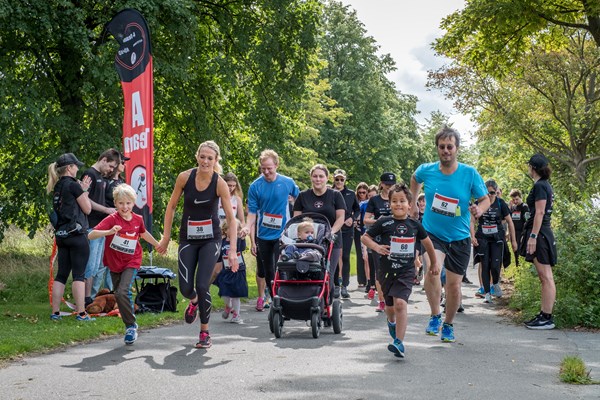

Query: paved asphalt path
2;267;599;400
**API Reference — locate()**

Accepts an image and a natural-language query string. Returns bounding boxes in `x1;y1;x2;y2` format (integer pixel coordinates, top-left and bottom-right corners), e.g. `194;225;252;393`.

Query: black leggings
257;237;279;298
335;229;354;287
178;240;221;324
480;238;504;293
368;251;381;287
354;229;366;285
55;234;89;284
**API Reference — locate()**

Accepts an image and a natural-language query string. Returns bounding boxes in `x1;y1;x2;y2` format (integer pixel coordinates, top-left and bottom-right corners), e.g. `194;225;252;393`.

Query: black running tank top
179;169;221;243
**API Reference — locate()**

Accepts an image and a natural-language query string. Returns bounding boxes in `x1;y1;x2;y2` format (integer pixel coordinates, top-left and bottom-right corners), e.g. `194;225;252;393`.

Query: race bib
187;219;214;240
431;193;459;217
223;252;244;269
482;224;498;235
109;232;138;254
511;211;521;220
389;236;415;260
261;212;283;230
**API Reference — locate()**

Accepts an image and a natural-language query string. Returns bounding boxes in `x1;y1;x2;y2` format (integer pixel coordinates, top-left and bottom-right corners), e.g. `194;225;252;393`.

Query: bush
510;201;600;328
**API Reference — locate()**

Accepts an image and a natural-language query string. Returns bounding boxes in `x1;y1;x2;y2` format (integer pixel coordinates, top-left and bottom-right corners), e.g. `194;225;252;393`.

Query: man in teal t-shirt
410;126;489;343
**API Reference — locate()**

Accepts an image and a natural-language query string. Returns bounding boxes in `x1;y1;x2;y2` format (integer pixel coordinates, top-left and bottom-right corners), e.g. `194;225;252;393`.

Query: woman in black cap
519;153;557;330
46;153;94;321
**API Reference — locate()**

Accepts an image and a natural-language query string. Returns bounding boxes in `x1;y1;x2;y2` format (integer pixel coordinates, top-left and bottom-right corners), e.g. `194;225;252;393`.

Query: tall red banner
106;9;153;231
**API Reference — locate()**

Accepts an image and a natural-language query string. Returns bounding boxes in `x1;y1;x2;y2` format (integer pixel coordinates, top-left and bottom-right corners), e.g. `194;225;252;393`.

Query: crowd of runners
47;126;557;357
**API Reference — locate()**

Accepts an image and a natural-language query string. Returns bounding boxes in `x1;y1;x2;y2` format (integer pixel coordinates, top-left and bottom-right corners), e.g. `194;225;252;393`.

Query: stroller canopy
280;212;331;246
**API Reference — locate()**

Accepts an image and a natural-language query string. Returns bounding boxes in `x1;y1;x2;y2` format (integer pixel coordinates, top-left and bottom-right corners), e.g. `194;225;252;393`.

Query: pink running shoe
375;301;385;312
221;305;232;319
256;297;264;312
184;301;199;324
367;288;375;300
195;331;212;348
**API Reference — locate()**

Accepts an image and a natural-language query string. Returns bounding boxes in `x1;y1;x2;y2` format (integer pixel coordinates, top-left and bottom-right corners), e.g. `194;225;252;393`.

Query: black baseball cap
380;172;396;185
56;153;84;168
528;153;549;169
120;152;131;162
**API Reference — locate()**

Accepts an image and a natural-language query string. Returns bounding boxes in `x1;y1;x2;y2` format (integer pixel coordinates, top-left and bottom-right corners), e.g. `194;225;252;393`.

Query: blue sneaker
76;313;96;322
50;313;62;321
124;323;138;345
387;338;405;358
425;314;442;335
441;322;455;342
387;320;396;340
475;287;485;298
490;285;495;296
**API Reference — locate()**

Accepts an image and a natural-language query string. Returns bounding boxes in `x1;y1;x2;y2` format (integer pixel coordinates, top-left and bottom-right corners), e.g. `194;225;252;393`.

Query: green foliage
559;355;598;385
510;201;600;328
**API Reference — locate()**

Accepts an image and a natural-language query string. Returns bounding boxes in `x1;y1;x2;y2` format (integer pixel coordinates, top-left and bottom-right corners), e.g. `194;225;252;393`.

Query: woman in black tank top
159;141;240;348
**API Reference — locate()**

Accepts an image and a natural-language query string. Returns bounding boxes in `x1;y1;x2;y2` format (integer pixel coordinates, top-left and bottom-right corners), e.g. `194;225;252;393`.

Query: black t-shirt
81;167;107;228
365;216;427;274
475;198;509;240
180;169;221;243
293;188;345;247
365;194;391;220
509;202;529;233
338;187;360;232
105;176;125;208
525;179;553;229
52;176;88;234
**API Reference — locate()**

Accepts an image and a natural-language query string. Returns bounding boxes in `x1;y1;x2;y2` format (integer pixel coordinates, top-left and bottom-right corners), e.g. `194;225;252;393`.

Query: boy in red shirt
89;184;165;344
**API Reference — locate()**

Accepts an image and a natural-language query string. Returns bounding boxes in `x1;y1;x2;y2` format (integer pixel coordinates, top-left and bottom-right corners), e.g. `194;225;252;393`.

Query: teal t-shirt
414;162;487;242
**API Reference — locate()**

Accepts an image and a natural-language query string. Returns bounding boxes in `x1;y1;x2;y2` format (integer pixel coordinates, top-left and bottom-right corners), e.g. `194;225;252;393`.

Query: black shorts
428;233;471;276
382;269;414;305
519;226;557;266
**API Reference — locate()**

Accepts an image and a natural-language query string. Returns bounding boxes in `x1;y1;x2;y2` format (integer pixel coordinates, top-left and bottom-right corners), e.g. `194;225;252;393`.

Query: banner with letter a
106;9;154;232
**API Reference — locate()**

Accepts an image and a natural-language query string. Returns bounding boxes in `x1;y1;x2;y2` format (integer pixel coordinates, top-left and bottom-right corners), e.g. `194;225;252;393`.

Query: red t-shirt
96;212;146;273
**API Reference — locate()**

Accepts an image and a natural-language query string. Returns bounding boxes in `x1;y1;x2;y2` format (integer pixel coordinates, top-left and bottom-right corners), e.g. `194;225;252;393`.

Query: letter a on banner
105;9;154;233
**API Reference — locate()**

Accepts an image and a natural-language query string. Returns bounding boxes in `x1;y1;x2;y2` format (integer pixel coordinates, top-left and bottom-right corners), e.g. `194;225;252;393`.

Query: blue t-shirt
414;162;487;242
247;174;299;240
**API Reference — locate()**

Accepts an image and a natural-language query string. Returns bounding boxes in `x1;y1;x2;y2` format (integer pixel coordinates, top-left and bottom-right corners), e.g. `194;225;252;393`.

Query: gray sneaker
492;283;503;297
341;286;350;298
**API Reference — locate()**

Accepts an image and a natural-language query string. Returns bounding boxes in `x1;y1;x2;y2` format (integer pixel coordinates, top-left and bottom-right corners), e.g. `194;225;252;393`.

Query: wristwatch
529;233;538;239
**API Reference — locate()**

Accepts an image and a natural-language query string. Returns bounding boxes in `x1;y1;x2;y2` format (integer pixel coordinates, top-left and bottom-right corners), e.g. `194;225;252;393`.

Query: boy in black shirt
362;184;437;358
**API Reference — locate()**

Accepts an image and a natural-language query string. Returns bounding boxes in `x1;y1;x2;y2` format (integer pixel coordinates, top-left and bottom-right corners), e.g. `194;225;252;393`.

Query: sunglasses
438;144;455;150
357;191;366;194
335;177;345;182
488;191;496;195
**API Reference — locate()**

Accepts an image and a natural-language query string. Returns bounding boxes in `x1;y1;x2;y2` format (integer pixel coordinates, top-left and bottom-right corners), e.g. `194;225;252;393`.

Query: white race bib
109;232;138;254
431;193;459;217
187;219;214;240
223;252;244;269
482;224;498;235
389;236;415;259
261;212;283;230
511;211;521;221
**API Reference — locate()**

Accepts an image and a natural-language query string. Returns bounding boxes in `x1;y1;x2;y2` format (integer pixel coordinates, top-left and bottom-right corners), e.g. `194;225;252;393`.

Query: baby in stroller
280;218;323;263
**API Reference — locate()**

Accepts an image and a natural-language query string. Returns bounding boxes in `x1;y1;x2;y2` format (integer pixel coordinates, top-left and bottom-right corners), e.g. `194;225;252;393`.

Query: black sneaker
333;286;341;298
341;286;350;299
462;276;472;284
525;314;555;330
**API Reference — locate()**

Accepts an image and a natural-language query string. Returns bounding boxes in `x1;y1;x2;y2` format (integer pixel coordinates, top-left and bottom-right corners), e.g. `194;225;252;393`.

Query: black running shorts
428;233;471;276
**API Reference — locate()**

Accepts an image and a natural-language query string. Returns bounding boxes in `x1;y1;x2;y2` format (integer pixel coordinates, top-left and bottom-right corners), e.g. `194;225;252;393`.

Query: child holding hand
88;184;165;345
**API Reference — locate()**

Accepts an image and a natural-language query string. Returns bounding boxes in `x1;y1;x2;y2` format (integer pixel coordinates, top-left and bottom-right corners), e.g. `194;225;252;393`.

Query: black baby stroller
268;213;343;338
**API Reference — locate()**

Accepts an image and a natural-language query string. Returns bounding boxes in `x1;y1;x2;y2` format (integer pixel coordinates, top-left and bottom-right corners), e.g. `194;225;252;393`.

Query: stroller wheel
332;299;342;334
311;312;321;338
268;307;275;333
272;312;282;338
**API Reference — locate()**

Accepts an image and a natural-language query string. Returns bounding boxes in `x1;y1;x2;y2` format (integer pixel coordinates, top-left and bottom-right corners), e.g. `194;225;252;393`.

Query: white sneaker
484;293;493;303
230;313;242;324
493;283;503;297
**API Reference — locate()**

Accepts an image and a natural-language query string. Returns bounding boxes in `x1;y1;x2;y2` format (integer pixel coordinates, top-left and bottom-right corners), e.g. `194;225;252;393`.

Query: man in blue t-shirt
241;149;299;311
410;126;489;343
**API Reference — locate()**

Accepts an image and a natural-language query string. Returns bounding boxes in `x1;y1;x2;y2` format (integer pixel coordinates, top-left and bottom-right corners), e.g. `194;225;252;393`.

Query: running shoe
387;338;405;358
375;301;385;312
457;303;465;313
195;331;212;348
263;296;271;309
524;314;555;330
230;313;242;324
462;275;473;284
50;313;62;321
490;285;495;296
76;313;95;322
441;322;455;342
367;288;375;300
425;314;442;335
387;319;396;340
185;301;199;324
255;297;264;312
492;283;503;297
475;287;485;298
524;312;543;325
221;305;232;319
484;293;493;303
124;323;138;345
333;286;341;298
341;286;350;299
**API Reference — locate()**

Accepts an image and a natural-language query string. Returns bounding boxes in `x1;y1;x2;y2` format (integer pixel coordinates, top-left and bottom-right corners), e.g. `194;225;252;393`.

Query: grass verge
559;355;599;385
